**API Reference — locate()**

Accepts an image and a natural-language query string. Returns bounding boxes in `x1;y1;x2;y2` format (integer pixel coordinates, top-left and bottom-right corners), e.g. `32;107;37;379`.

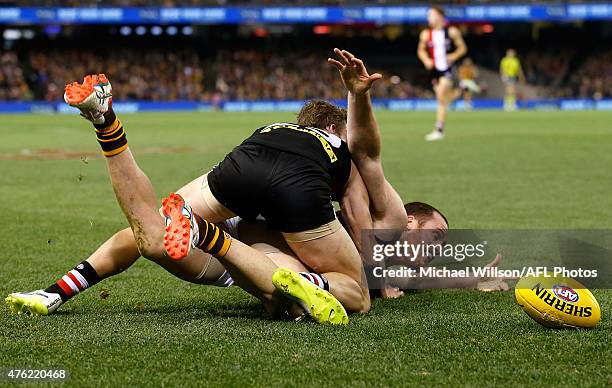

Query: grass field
0;110;611;387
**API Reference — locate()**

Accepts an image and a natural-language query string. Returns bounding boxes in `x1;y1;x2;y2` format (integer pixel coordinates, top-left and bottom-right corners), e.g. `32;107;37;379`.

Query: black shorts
431;68;454;84
207;144;336;233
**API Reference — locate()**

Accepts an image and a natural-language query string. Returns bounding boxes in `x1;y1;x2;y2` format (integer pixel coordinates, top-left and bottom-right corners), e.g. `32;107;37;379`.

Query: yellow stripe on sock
97;129;125;143
102;143;128;157
205;227;220;252
96;119;120;134
217;236;232;258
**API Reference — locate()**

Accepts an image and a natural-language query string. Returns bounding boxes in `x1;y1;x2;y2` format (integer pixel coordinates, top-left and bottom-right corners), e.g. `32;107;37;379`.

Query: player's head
382;202;449;267
506;48;516;57
404;202;448;231
297;99;348;138
392;202;449;266
427;6;446;28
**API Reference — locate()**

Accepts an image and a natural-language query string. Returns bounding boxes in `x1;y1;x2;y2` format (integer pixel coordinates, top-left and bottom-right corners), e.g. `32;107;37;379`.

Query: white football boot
5;290;63;316
425;130;445;141
64;74;112;125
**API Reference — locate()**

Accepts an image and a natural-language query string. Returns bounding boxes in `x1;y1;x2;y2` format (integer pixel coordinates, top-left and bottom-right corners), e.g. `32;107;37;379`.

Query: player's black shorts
431;68;454;84
207;143;336;233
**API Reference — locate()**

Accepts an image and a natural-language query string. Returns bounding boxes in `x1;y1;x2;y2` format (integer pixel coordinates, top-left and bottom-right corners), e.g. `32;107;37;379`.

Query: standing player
417;6;467;141
500;48;525;111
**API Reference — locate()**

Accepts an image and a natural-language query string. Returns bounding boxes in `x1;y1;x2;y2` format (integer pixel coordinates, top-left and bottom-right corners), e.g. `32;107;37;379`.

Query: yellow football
515;275;601;329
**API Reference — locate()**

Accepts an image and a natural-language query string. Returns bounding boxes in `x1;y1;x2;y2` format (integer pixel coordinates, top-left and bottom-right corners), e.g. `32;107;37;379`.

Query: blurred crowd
568;50;612;100
1;47;609;102
0;48;431;102
214;50;430;101
26;49;207;101
522;49;611;99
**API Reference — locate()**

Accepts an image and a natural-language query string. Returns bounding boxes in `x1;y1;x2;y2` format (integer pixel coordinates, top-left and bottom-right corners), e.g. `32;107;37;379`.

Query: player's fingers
485;253;502;268
334;48;351;65
500;281;510;291
327;58;345;70
342;50;356;60
350;57;368;73
341;50;358;67
370;73;383;81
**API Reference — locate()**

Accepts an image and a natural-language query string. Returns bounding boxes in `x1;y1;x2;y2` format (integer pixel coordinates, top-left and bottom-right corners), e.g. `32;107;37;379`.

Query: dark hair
296;99;347;131
430;6;446;17
404;202;449;228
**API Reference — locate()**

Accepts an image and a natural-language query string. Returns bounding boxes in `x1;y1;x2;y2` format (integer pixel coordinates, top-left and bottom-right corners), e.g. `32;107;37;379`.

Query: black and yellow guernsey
242;122;352;200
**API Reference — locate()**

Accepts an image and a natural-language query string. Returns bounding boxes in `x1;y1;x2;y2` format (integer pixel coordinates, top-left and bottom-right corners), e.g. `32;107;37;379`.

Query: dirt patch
0;147;195;161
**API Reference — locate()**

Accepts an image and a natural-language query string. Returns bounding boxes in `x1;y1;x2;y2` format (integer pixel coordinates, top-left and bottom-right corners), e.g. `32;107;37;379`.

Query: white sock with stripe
298;272;330;291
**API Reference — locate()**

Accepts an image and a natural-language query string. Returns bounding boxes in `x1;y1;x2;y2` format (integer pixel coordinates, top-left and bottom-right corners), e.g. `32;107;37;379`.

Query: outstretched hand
476;254;513;292
328;48;382;95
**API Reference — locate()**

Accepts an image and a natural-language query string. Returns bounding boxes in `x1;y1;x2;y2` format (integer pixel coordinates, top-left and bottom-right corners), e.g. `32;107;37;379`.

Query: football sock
435;121;444;133
93;109;128;157
298;272;330;291
194;214;232;258
45;261;102;302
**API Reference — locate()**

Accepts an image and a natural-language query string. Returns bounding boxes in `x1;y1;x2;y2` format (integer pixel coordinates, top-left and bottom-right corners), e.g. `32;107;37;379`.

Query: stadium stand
1;45;610;102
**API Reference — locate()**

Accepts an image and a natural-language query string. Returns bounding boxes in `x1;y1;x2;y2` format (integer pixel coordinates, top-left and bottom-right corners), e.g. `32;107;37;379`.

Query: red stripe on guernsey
428;29;434;61
67;272;82;289
57;279;74;296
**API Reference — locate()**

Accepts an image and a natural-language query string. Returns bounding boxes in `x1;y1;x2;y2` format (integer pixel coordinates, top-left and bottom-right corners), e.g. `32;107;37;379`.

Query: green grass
0;110;611;387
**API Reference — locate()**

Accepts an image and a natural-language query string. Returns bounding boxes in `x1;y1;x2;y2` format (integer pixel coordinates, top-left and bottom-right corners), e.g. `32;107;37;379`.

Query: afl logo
552;284;579;303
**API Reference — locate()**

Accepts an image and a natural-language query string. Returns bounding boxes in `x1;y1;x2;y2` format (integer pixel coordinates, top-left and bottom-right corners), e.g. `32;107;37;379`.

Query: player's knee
135;237;165;260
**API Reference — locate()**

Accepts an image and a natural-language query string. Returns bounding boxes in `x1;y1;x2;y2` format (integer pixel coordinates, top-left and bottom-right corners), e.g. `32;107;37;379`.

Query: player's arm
339;163;373;252
447;26;467;65
387;254;510;291
328;49;406;227
417;30;434;70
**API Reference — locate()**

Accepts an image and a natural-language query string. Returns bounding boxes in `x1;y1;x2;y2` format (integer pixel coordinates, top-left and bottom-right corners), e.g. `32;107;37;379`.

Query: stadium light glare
22;30;35;40
119;26;132;36
254;27;268;37
313;25;330;35
135;26;147;36
3;29;21;40
151;26;162;36
166;26;178;36
182;26;194;35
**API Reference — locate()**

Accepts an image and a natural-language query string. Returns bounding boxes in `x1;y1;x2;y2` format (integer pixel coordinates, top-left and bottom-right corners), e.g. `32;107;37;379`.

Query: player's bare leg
284;228;370;313
504;82;517;111
426;76;454;141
